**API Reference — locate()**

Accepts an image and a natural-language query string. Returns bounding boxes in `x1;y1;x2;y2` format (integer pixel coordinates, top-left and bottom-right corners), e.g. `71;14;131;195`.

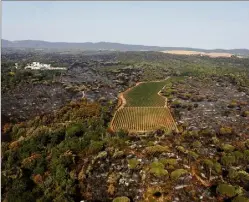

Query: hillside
2;50;249;202
2;39;249;56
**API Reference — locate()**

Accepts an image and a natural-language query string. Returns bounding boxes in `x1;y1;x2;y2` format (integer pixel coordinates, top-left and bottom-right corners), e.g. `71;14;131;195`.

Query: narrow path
157;83;168;108
82;91;85;99
117;81;143;110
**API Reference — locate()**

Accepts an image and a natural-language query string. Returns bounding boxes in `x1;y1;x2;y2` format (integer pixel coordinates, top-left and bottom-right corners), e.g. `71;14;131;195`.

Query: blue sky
2;1;249;49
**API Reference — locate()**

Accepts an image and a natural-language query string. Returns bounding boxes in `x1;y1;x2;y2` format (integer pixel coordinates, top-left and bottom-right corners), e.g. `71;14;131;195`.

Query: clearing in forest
111;79;178;132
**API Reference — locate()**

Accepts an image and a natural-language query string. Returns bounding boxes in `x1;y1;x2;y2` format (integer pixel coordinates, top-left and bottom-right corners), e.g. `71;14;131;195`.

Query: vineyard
112;107;177;132
124;81;167;107
111;78;178;132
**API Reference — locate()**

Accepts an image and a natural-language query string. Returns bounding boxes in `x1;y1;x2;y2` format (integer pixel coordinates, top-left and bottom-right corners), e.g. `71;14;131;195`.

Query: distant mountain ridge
2;39;249;55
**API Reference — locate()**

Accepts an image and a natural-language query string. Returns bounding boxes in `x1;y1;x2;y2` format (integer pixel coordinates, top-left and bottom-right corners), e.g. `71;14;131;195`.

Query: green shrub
171;100;182;108
145;145;170;155
116;129;128;138
53;193;74;202
216;183;237;198
113;196;130;202
95;151;108;160
11;125;20;137
128;158;139;169
203;159;214;169
188;151;199;160
88;140;104;154
15;128;26;139
192;140;202;148
219;127;233;136
221;154;236;167
50;127;65;146
212;137;220;144
241;111;249;117
228;100;238;108
65;123;83;138
233;151;244;163
146;141;155;147
228;168;239;179
32;126;50;137
244;150;249;162
170;169;188;180
33;165;45;175
55;164;68;184
176;146;187;153
199;128;213;136
159;158;177;166
106;137;127;149
149;162;168;177
8;178;29;196
112;150;125;159
221;144;235;152
238;170;249;182
213;162;222;174
185;130;198;138
232;196;249;202
8;191;36;202
245;140;249;149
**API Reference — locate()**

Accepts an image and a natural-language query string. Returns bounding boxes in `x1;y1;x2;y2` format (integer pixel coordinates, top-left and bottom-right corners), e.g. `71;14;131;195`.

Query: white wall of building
25;62;66;70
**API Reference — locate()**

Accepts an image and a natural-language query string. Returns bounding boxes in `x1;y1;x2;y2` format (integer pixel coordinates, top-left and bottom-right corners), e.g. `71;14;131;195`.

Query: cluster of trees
1;100;118;201
115;52;249;85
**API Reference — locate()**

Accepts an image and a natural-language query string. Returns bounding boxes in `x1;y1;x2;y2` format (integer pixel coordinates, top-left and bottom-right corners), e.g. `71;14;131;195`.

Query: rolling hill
2;39;249;56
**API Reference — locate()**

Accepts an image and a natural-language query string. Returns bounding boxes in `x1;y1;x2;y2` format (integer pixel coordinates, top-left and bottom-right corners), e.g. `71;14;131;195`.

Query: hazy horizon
2;1;249;49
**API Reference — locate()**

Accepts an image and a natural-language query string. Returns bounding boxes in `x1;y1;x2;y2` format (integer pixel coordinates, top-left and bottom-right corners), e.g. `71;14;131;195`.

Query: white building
25;62;66;70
